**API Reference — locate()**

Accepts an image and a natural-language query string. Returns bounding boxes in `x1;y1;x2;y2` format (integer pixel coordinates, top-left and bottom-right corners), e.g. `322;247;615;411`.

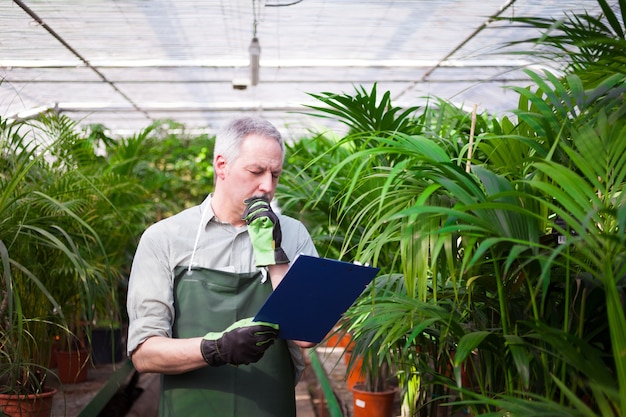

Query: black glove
200;318;279;367
242;197;290;266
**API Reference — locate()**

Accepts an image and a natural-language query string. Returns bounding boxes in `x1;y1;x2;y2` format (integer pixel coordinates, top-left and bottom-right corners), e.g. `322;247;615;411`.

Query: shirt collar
199;194;217;226
200;193;234;227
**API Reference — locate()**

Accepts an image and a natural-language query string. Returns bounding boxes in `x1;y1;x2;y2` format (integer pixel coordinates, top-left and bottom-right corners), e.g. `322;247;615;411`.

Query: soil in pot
0;387;57;417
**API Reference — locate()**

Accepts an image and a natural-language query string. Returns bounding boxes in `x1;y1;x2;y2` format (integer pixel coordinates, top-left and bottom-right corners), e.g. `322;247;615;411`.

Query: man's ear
214;154;227;180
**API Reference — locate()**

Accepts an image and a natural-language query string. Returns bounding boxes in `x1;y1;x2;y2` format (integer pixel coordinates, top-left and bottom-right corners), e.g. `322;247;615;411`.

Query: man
126;117;318;416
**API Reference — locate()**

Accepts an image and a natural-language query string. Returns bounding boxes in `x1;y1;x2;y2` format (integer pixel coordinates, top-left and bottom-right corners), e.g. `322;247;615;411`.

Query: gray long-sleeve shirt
126;194;318;356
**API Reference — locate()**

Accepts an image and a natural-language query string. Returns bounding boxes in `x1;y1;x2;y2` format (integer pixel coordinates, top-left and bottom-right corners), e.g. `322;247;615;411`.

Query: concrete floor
48;360;318;417
125;371;317;417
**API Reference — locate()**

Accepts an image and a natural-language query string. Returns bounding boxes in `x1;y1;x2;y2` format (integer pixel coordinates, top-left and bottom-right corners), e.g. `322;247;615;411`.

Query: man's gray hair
214;117;284;164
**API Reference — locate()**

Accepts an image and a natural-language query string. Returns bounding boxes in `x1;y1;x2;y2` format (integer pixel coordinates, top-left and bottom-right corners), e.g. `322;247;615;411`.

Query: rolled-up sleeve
126;225;176;356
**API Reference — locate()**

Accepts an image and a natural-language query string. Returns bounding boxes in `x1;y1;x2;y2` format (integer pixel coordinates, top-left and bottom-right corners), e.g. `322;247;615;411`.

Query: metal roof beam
12;0;152;122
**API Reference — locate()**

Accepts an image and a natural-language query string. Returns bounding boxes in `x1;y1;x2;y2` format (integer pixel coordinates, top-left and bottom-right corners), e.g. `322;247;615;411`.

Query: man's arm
132;317;281;373
131;336;206;374
267;263;289;289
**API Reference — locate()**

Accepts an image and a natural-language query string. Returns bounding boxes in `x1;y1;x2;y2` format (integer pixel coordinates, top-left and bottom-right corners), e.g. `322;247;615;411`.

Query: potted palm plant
0;262;59;417
279;84;476;416
0;116;70;414
277;2;626;415
0;114;124;414
339;279;400;417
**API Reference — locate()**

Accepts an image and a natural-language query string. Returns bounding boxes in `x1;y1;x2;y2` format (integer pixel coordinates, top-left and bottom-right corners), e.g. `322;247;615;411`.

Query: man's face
220;134;283;213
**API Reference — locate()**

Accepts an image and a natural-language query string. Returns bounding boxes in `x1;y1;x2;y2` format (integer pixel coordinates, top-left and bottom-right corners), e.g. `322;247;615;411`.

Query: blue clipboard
254;255;380;343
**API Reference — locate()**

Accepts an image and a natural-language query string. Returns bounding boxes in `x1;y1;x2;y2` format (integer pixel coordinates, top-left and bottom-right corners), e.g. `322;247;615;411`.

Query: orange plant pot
324;328;353;350
325;332;341;348
0;388;57;417
55;349;89;384
344;351;366;389
352;384;396;417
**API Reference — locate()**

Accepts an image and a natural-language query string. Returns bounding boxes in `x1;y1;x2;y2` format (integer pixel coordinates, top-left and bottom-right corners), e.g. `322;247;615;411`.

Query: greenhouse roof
0;0;608;137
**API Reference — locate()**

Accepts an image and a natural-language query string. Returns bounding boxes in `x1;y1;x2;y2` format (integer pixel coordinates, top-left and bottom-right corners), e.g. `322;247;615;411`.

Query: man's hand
242;197;290;266
201;318;279;366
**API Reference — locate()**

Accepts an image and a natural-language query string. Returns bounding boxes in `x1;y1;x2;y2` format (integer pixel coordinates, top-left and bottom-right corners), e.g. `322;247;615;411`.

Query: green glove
242;197;290;267
201;318;279;367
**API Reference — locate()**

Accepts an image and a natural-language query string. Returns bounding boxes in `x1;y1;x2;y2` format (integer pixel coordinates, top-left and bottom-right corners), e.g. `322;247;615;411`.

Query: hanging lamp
249;0;261;86
249;37;260;86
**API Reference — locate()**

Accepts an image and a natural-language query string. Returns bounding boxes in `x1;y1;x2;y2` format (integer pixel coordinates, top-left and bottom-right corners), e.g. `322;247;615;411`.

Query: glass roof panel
0;0;609;136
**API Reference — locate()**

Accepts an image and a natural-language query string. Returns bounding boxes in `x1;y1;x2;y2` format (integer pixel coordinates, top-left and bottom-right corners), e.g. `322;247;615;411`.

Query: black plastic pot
91;327;124;365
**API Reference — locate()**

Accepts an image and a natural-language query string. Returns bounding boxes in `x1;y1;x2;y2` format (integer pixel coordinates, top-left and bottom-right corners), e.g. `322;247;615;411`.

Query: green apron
160;266;296;417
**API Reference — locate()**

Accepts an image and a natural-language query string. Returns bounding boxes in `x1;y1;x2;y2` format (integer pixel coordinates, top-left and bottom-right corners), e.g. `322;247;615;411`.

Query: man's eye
248;169;280;178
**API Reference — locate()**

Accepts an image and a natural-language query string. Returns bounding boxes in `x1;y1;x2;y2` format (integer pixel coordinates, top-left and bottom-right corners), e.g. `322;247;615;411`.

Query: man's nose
258;171;274;192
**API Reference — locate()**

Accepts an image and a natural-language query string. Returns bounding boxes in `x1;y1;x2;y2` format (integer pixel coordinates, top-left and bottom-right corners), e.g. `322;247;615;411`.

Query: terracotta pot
0;387;57;417
352;384;396;417
47;337;61;369
55;349;89;384
343;351;366;389
324;328;353;349
325;332;341;348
